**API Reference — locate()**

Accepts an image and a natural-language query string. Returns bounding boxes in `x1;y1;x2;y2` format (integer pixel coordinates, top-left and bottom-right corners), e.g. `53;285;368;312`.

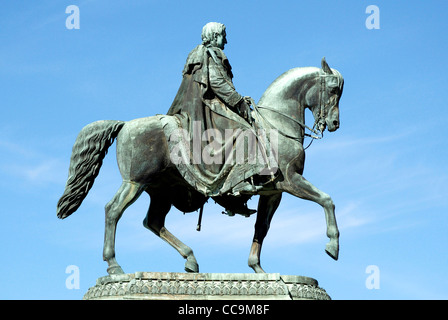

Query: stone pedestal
83;272;331;300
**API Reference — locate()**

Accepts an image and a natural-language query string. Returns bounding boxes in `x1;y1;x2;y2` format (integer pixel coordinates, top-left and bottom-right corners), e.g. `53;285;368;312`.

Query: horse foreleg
248;193;282;273
278;173;339;260
143;192;199;273
103;181;143;275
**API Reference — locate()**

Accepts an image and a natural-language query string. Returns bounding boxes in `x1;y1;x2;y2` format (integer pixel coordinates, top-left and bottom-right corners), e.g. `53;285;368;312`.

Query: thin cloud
0;139;36;158
265;201;369;247
307;128;417;154
0;138;67;187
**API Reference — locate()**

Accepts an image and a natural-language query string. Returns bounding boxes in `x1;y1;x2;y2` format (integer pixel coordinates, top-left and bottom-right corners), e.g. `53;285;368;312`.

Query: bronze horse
57;58;344;275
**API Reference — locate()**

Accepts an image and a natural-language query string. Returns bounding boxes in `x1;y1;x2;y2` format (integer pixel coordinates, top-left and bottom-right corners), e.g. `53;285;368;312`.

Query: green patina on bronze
57;22;344;276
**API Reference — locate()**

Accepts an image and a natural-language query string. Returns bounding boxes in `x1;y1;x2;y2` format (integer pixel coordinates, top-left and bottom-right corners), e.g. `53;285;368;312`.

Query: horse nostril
333;120;339;127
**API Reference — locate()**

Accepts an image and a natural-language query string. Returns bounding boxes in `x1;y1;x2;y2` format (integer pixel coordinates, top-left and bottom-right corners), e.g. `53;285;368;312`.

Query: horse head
306;58;344;133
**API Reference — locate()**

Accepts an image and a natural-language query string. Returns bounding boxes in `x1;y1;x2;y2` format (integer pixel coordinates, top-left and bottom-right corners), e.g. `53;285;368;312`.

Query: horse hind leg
103;181;144;275
248;193;282;273
143;192;199;273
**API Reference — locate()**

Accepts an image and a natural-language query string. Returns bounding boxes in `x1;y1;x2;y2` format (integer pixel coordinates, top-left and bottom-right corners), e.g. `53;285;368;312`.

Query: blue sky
1;0;447;300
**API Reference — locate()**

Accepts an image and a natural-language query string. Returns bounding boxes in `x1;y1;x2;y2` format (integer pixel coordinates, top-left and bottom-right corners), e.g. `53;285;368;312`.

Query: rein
247;93;323;150
252;102;322;150
249;71;340;149
254;103;321;138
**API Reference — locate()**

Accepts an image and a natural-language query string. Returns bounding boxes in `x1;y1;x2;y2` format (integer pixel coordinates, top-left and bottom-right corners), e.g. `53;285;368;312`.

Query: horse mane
258;66;343;106
258;67;320;105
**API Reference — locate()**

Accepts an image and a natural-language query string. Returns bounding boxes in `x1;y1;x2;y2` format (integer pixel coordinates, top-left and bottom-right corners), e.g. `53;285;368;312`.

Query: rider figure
167;22;253;125
167;22;257;216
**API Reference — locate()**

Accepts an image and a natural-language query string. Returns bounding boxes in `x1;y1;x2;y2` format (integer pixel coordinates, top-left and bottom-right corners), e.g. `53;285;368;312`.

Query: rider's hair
201;22;225;45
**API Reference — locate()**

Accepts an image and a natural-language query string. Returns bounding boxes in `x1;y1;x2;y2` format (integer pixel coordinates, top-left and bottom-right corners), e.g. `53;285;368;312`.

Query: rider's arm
208;56;243;108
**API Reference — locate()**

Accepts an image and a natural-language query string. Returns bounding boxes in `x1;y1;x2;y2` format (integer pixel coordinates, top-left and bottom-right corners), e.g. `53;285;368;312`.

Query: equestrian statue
57;22;344;275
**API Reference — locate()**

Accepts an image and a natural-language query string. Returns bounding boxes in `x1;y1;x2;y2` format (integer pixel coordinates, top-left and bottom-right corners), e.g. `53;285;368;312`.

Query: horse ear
321;57;333;74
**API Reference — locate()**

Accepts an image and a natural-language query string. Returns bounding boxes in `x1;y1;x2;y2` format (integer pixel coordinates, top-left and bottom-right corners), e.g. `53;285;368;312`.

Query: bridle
317;71;342;133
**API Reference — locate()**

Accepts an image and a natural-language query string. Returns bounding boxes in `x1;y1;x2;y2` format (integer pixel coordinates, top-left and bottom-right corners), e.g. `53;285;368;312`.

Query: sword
196;204;204;231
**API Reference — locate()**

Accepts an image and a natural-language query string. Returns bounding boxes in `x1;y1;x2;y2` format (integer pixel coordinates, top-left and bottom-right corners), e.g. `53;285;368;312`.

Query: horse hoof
185;260;199;273
107;265;125;275
325;242;339;261
254;267;266;274
249;264;266;274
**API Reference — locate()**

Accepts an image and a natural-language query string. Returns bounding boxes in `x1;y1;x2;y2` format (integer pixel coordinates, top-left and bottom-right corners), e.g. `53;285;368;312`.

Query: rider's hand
237;99;253;124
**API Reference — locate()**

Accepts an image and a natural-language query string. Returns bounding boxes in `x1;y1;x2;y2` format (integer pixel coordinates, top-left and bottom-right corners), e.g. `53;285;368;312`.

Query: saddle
158;114;278;199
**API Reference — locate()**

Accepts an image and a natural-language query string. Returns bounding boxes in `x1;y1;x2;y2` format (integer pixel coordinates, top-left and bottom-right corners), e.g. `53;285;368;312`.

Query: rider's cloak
164;44;269;196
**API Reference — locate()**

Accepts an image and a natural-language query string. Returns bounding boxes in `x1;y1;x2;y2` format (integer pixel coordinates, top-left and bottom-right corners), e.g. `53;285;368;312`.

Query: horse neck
258;67;320;129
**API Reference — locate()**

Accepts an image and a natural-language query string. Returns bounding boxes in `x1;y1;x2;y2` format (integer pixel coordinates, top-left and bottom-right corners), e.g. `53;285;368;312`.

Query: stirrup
222;207;256;218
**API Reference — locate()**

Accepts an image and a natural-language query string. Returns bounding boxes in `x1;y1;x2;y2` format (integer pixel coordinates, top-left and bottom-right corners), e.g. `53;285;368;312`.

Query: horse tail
57;120;125;219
